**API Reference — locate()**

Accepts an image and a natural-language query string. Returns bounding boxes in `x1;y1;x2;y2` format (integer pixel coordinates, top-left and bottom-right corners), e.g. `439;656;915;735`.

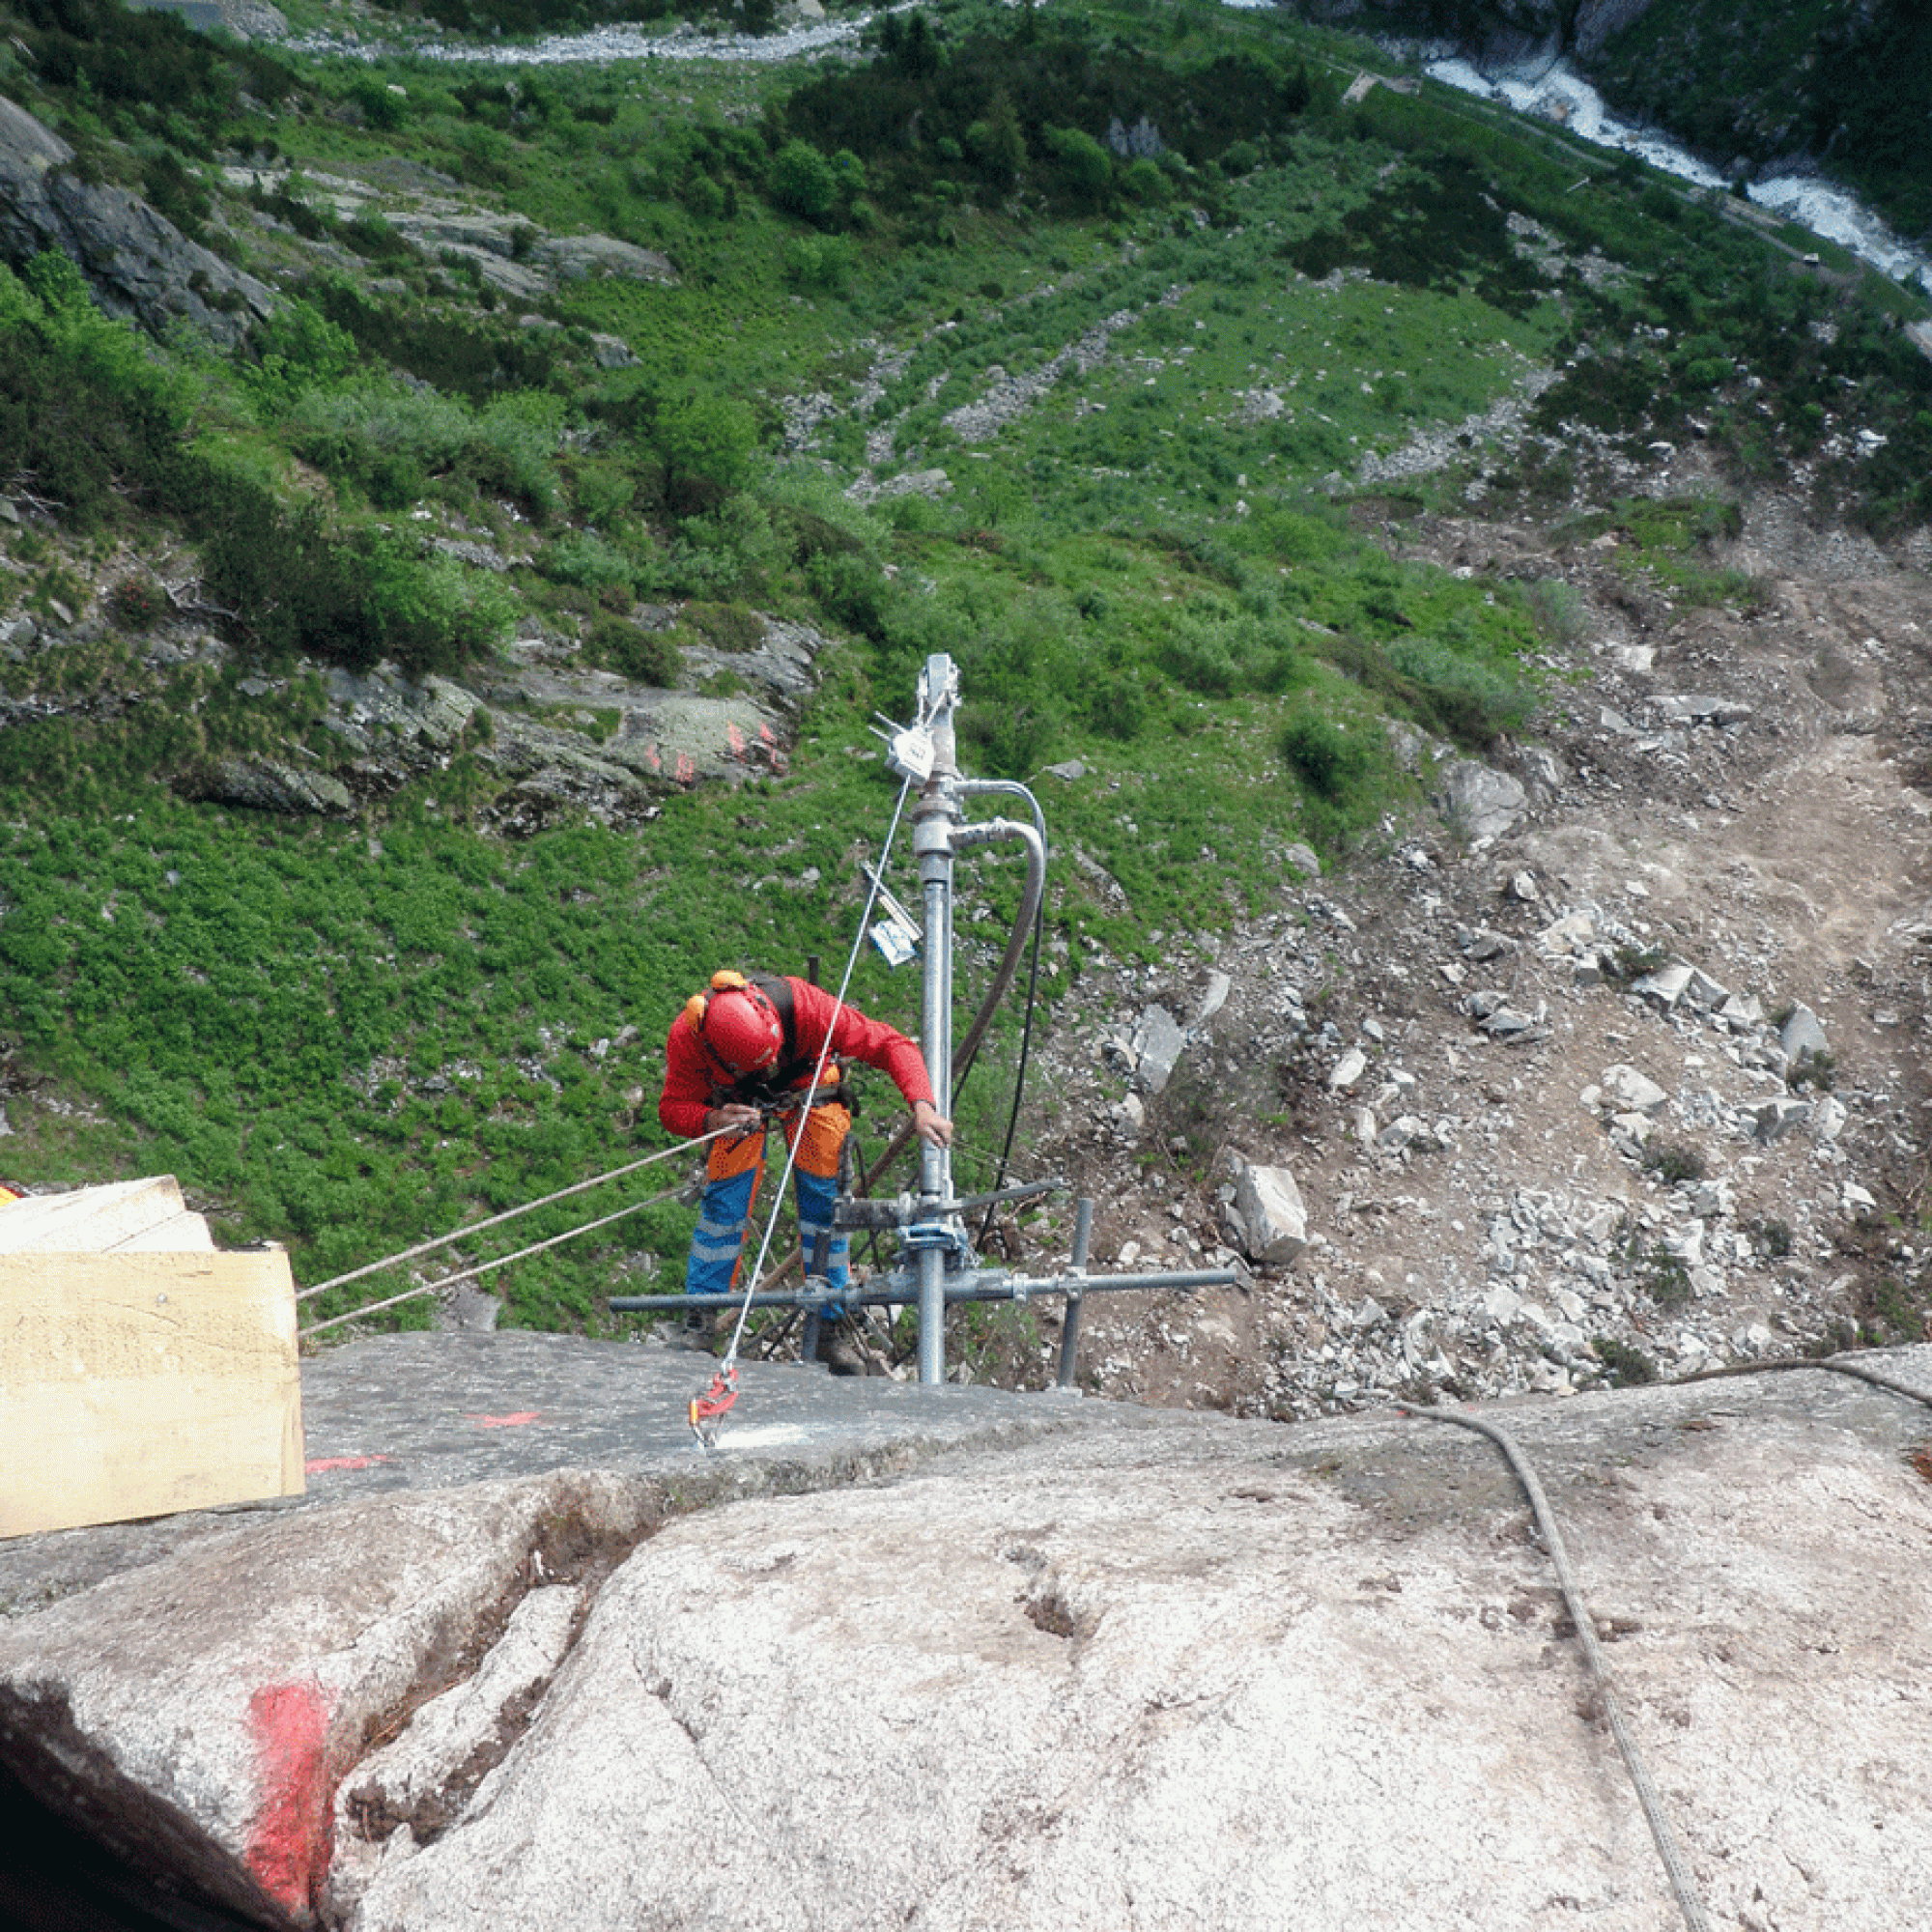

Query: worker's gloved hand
706;1103;764;1137
912;1100;954;1148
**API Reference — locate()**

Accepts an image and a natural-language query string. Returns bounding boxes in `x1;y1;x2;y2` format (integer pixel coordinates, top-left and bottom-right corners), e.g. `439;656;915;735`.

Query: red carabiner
688;1363;740;1450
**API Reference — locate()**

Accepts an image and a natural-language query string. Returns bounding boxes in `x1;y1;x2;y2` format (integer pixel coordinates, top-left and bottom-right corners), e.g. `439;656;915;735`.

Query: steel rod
610;1268;1236;1315
914;653;960;1387
1058;1197;1095;1389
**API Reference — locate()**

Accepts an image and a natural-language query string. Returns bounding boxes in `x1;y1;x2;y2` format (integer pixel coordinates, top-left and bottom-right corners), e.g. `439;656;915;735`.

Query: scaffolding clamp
902;1213;970;1265
872;716;936;786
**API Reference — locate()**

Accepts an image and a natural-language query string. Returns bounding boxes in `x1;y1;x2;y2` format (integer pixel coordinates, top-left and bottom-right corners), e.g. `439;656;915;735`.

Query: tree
770;139;838;224
1044;126;1111;210
654;394;756;517
967;92;1027;188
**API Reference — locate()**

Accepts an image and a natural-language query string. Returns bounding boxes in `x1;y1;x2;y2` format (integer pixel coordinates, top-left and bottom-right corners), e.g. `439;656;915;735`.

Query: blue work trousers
686;1103;850;1315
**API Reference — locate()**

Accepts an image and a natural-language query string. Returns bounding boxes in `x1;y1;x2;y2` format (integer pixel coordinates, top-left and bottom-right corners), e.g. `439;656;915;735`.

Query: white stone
1600;1064;1668;1116
1329;1048;1367;1091
1231;1160;1309;1266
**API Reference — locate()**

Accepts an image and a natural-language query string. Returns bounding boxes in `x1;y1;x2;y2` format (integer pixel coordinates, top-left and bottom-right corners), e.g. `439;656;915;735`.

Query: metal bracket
872;717;936;785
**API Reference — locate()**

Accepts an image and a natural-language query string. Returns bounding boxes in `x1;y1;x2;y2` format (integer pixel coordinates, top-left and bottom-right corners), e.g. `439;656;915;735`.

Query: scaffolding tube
609;1256;1238;1388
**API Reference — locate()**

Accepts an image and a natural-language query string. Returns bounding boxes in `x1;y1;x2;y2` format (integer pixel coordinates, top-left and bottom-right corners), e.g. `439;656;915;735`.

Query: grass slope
0;0;1926;1345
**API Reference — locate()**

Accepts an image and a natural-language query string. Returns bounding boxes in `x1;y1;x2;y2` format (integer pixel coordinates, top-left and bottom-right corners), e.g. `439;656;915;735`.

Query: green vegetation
1590;1336;1660;1387
1592;0;1932;243
1640;1140;1709;1187
0;0;1926;1340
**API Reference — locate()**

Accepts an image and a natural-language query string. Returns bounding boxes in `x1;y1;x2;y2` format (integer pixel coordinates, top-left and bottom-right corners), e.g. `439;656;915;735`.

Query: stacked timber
0;1178;303;1537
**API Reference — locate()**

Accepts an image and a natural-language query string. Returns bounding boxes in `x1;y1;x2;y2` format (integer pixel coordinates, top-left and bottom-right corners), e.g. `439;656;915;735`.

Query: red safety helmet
702;980;783;1075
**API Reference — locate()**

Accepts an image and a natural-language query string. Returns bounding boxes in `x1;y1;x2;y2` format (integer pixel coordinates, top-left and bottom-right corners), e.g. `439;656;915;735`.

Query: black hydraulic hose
857;805;1047;1197
1395;1351;1932;1932
1400;1405;1712;1932
1682;1350;1932;1411
943;779;1048;1244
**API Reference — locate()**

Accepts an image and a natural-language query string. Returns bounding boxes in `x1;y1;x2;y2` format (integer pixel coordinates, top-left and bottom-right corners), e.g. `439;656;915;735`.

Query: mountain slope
0;0;1928;1406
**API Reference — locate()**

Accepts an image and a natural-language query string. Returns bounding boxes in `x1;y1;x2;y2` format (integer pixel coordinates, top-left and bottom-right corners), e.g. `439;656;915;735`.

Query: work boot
667;1306;717;1352
819;1314;885;1378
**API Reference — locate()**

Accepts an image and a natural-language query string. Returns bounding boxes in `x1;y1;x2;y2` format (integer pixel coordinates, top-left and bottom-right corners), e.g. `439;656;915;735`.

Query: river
283;12;1931;301
1425;54;1932;298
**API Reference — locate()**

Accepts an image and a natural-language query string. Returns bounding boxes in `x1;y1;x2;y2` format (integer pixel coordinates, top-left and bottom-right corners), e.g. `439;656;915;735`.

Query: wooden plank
0;1251;304;1538
0;1176;210;1255
108;1211;214;1253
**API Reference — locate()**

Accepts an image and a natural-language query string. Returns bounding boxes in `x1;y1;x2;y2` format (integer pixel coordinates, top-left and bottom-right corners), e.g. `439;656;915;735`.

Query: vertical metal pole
913;654;960;1385
1057;1197;1094;1390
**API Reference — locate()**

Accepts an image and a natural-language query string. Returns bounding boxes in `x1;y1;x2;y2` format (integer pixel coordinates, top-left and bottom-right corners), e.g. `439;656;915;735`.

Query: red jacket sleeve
788;980;937;1113
656;980;936;1140
657;1006;718;1140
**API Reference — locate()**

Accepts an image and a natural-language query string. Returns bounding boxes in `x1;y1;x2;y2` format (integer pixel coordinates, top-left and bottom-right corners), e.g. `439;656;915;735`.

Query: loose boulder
1231;1156;1309;1264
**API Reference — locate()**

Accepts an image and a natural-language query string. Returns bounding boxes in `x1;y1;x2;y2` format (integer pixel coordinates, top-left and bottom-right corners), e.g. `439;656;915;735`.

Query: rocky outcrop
1297;0;1662;65
0;95;274;347
5;1349;1932;1931
0;593;828;829
0;1465;661;1925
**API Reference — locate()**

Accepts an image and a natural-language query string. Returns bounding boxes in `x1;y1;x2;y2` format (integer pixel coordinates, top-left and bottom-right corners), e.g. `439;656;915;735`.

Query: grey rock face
0;1467;662;1924
187;755;355;816
20;1372;1920;1932
1440;758;1528;846
0;97;273;347
1232;1155;1310;1264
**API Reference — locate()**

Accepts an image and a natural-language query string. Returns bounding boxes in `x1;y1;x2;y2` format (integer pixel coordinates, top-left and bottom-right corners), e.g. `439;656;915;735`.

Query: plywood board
0;1176;212;1255
0;1250;304;1538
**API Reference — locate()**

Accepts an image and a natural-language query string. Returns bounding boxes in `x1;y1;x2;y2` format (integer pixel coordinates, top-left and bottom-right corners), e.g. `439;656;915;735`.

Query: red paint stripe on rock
246;1681;332;1915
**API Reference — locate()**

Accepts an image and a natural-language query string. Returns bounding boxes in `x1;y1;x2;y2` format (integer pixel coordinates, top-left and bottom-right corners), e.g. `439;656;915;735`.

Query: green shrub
196;468;509;675
139;150;210;242
1383;638;1534;747
1043;126;1112;209
966;94;1027;185
590;616;682;687
955;596;1079;777
1641;1141;1708;1186
349;75;409;132
1279;710;1369;801
770;139;839;223
784;234;856;295
1591;1337;1659;1386
653;394;757;518
0;254;199;530
108;578;167;631
537;531;638;597
1634;1243;1692;1310
681;602;764;653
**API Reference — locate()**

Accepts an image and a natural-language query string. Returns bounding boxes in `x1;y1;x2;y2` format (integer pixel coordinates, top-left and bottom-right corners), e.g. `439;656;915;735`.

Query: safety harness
686;970;851;1116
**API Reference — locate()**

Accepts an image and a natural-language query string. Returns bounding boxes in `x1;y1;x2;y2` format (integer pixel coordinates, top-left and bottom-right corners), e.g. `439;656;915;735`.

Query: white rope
718;769;918;1368
297;1129;733;1303
298;1175;694;1340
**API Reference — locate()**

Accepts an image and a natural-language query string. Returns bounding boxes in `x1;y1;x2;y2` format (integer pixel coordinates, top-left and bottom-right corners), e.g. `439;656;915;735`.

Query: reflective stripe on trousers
685;1103;850;1310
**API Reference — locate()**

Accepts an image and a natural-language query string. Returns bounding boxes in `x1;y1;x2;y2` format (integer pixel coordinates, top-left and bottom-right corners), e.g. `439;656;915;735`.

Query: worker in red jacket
659;970;952;1372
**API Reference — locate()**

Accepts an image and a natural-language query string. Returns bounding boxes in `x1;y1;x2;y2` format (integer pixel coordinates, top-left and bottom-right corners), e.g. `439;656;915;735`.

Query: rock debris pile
1016;489;1932;1421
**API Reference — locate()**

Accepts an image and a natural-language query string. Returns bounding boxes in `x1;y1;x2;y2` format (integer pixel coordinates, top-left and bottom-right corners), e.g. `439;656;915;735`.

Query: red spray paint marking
245;1682;332;1916
727;722;746;758
675;752;696;785
469;1411;540;1428
303;1454;392;1474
